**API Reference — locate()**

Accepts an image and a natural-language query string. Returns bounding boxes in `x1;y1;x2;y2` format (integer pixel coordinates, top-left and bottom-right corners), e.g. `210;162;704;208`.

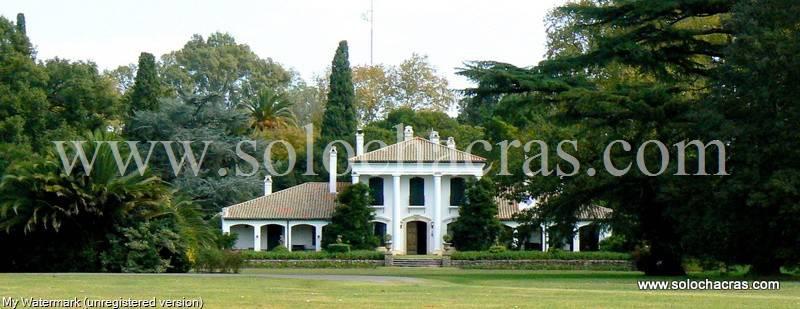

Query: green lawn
1;269;798;308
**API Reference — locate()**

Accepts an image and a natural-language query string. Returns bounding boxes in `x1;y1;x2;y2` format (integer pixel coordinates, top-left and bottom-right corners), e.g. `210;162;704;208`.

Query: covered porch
222;219;328;252
501;221;611;252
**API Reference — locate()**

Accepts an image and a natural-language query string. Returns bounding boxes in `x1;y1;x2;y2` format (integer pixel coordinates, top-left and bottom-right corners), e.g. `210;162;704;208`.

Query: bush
451;251;631;261
489;245;507;253
240;250;383;260
327;243;351;253
195;248;243;273
598;234;631;252
270;245;290;253
247;260;379;268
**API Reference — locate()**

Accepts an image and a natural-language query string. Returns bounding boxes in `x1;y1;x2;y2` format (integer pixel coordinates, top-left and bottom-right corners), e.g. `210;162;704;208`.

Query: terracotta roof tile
222;182;350;220
495;196;613;220
350;137;486;163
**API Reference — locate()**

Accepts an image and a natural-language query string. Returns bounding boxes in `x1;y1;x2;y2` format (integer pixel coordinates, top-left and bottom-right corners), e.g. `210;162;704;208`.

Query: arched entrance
405;221;428;254
578;224;600;251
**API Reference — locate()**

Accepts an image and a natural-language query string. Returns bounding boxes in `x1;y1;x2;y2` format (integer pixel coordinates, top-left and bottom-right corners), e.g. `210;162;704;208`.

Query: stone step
391;259;443;267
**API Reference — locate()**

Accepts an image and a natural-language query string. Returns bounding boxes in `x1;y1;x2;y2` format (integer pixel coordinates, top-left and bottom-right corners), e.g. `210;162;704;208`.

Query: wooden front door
405;221;427;254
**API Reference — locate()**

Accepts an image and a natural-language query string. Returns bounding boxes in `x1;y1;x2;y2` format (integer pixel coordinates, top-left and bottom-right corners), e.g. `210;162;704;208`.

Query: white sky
2;0;565;89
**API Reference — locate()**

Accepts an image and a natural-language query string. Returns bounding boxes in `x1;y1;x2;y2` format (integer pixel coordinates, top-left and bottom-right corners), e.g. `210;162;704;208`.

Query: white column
540;224;548;252
315;225;322;251
392;174;402;253
286;225;292;251
351;173;359;184
254;225;262;251
572;230;580;252
222;221;230;234
433;174;443;253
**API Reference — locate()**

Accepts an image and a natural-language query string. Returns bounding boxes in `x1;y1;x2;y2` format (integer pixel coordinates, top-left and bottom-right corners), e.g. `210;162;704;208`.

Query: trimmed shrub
241;250;383;260
270;245;290;253
195;248;243;273
489;245;507;253
327;243;351;253
451;251;631;261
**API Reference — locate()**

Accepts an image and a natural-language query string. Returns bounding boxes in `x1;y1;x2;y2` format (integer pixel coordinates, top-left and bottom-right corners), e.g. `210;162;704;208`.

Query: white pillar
222;221;230;234
264;176;272;196
285;225;291;250
540;224;548;252
315;225;322;251
392;174;402;253
572;230;580;252
351;173;359;184
254;225;262;251
433;174;443;253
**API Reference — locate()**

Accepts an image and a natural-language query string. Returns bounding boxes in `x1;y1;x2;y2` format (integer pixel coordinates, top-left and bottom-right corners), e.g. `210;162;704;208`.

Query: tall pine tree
15;13;25;34
128;52;160;113
318;41;357;176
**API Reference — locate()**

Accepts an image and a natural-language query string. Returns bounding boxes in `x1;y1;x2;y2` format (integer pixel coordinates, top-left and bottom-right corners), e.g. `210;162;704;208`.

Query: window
409;177;425;206
369;177;384;205
450;177;466;206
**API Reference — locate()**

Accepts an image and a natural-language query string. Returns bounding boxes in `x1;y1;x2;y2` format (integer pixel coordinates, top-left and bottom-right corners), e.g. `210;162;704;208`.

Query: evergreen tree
318;41;357;175
450;178;502;251
15;13;25;34
322;183;378;250
128;52;161;113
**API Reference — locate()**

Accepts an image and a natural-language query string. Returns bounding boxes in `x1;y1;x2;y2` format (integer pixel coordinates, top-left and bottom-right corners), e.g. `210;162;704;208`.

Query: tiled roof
496;196;612;220
349;137;486;163
222;182;350;220
224;182;611;221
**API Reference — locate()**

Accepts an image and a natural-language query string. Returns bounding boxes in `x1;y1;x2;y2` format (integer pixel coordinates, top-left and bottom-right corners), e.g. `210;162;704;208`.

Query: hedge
245;260;381;269
240;250;383;260
450;251;631;261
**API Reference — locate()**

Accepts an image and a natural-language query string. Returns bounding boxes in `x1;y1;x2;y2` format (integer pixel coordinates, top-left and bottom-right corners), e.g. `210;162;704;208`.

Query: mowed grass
1;268;799;308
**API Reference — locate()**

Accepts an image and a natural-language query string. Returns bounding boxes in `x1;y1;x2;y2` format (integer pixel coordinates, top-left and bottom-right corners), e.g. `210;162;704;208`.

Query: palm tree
0;130;168;234
243;89;297;131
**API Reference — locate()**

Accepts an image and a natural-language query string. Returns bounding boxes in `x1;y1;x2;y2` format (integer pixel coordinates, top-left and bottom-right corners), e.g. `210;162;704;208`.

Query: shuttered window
369;177;384;205
409;177;425;206
450;177;466;206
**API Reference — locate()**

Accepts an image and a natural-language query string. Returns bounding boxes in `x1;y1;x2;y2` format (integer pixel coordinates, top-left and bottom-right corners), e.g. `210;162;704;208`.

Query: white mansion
222;126;611;255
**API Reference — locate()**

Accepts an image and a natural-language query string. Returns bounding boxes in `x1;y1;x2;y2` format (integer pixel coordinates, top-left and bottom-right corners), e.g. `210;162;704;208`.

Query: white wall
231;225;254;249
291;224;315;250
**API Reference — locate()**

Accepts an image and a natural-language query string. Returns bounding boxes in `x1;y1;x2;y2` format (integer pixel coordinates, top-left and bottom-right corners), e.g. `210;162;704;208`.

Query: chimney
403;126;414;141
264;176;273;196
429;130;440;144
329;146;338;193
446;137;456;149
355;129;365;156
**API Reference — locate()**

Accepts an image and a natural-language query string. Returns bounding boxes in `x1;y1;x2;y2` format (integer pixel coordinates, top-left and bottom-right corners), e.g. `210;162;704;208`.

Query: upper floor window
450;177;466;206
409;177;425;206
369;177;384;205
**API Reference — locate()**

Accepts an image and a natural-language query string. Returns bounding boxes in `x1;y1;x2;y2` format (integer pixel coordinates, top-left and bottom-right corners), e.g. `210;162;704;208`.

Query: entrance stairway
391;255;443;267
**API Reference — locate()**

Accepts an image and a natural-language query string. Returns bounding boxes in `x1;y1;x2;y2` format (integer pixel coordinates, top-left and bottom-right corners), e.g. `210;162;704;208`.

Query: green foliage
194;248;243;273
270;244;290;253
322;183;378;250
450;178;502;251
240;250;383;260
244;88;296;131
326;243;352;253
125;97;265;213
488;245;507;254
101;220;190;273
363;107;485;151
246;260;378;269
318;41;357;174
451;251;631;261
128;52;161;112
598;234;631;253
15;13;25;34
160;32;291;109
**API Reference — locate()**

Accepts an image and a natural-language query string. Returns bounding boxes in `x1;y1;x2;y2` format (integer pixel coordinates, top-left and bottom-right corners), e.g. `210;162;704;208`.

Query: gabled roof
495;196;612;220
349;137;486;163
222;182;350;220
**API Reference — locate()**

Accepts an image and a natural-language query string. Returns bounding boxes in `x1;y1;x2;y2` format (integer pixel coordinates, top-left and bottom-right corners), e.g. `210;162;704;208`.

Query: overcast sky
2;0;565;89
